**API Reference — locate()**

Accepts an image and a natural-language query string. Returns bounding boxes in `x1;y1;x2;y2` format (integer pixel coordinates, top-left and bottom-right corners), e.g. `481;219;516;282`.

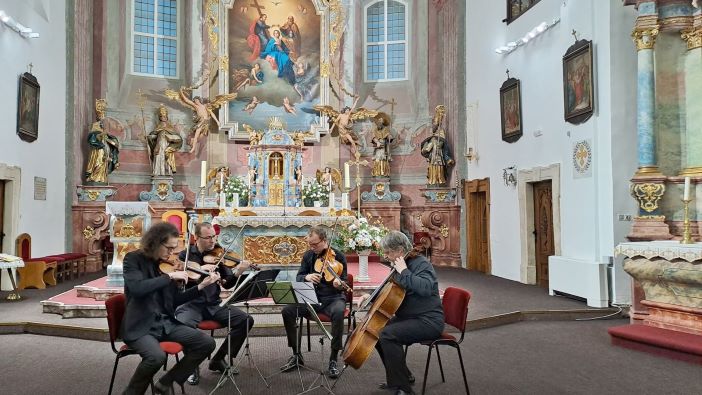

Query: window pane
387;1;405;41
157;0;177;37
134;0;154;33
367;44;385;81
134;34;155;73
157;38;177;76
387;43;405;79
367;2;384;43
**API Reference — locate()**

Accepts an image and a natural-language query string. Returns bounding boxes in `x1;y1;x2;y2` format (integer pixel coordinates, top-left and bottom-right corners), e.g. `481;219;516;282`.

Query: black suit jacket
121;250;202;342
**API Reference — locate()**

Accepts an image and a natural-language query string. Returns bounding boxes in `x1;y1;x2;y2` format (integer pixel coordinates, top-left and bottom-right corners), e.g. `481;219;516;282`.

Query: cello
341;248;420;369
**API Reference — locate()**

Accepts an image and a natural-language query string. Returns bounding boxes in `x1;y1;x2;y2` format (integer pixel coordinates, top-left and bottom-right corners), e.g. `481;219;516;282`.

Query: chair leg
435;345;446;383
108;356;120;395
421;345;433;395
456;346;470;395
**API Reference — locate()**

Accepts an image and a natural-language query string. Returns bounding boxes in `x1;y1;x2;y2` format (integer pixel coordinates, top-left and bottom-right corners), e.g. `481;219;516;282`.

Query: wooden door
465;178;490;273
533;180;554;288
0;181;4;253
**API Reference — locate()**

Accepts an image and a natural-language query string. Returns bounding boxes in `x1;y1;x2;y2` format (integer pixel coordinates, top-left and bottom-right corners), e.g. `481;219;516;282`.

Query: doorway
0;180;4;253
465;178;490;273
532;180;554;288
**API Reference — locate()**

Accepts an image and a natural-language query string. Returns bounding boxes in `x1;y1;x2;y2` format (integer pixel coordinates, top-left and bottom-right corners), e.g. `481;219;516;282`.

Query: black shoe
186;366;200;385
208;358;229;374
395;390;415;395
153;381;175;395
409;373;415;384
379;373;415;389
280;354;304;372
327;360;340;379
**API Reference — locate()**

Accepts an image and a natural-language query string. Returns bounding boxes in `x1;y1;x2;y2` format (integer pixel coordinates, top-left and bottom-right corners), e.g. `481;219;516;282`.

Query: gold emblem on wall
116;242;140;262
86;190;100;201
630;182;665;214
436;191;448;202
440;224;449;238
82;226;96;240
157;183;169;200
244;236;307;265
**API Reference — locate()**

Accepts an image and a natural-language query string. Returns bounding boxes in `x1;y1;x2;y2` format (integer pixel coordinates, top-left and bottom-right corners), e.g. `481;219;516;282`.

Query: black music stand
265;281;334;394
209;270;278;394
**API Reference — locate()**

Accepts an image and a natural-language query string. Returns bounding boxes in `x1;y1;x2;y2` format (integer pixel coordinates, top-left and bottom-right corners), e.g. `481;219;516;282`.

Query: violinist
174;222;254;386
280;226;347;379
122;222;220;395
374;231;444;395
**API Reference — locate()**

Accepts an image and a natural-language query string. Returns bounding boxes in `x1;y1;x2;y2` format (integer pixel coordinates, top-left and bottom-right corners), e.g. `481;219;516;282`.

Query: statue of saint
146;105;183;177
85;99;120;185
420;105;455;186
371;112;393;177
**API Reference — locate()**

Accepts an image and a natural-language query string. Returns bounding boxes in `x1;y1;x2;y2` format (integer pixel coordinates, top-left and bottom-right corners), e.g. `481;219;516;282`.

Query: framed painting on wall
17;72;40;142
500;77;522;143
562;39;594;124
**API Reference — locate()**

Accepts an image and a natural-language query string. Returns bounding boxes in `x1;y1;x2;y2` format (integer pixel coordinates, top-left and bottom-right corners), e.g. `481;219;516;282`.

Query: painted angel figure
165;87;237;153
313;96;377;156
316;167;342;193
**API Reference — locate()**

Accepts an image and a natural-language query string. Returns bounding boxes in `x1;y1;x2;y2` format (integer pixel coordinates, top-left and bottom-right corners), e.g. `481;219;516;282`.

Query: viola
203;246;242;267
314;248;351;292
158;258;211;282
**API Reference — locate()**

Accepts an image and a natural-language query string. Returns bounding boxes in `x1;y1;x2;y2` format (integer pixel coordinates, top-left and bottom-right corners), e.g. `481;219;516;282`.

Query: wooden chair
162;210;188;243
14;233;57;288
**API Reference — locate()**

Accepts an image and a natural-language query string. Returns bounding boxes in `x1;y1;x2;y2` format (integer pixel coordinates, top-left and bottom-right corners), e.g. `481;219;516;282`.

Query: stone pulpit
105;202;151;287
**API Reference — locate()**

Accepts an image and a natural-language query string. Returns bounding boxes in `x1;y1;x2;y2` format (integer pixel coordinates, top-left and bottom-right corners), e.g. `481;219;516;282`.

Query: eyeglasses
199;234;217;241
162;243;179;251
307;239;324;248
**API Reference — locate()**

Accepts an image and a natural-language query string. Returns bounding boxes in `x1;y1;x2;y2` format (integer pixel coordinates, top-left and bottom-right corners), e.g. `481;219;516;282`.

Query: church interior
1;0;701;394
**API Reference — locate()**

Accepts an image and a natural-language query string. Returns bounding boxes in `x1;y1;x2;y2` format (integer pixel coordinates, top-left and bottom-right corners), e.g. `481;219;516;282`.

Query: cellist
374;231;444;395
280;226;348;379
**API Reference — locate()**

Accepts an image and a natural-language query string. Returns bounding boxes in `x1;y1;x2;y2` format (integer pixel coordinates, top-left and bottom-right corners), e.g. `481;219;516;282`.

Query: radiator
548;256;609;308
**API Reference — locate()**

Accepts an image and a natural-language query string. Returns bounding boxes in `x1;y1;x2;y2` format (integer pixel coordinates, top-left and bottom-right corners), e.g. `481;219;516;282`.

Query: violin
314;248;352;292
203;246;242;267
158;258;212;282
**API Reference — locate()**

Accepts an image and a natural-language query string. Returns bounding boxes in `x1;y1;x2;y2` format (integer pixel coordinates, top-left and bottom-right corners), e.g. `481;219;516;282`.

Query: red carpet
608;324;702;365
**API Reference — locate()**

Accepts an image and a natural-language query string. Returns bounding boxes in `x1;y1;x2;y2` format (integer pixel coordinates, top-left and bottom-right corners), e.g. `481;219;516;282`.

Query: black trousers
123;324;215;394
176;303;254;363
281;296;346;355
376;317;443;392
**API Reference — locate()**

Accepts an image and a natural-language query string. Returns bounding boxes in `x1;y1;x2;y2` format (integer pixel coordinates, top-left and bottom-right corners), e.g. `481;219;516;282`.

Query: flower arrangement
332;216;388;254
223;176;250;205
301;180;330;206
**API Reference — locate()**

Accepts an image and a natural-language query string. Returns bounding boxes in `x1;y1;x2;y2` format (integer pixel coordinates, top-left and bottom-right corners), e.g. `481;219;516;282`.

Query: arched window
364;0;408;82
131;0;179;78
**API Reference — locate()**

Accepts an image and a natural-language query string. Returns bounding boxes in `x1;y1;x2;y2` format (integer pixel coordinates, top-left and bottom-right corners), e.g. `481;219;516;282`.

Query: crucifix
249;0;266;17
571;29;579;42
346;154;370;217
28;63;33;74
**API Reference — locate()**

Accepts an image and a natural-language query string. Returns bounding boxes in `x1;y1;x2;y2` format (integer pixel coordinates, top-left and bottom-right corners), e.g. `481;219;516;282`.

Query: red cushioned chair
405;286;471;395
197;320;224;360
302;273;355;352
106;294;184;395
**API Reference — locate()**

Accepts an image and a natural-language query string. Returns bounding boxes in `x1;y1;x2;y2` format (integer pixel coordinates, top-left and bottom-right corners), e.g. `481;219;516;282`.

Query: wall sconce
466;147;478;162
503;166;517;187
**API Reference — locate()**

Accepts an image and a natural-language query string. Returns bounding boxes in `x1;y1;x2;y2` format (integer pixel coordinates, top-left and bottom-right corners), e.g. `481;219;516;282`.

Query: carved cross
28;63;33;74
346;155;370;216
249;0;265;17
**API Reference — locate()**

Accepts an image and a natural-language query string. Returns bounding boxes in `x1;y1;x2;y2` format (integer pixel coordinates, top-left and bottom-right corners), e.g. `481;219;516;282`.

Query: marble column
632;26;660;175
681;27;702;175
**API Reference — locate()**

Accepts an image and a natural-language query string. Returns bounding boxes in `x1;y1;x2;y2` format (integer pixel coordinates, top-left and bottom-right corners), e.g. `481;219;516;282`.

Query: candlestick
341;192;349;210
681;198;694;244
684;176;691;201
233;193;239;208
219;172;224;191
329;192;335;209
344;163;351;189
200;161;207;188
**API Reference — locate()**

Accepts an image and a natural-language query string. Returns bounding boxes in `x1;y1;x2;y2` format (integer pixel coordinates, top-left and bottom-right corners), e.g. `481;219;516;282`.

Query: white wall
0;0;66;257
465;0;637;283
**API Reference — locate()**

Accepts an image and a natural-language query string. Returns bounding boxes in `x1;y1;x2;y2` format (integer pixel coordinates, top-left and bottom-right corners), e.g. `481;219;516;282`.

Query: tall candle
232;193;239;208
301;175;305;186
200;161;207;188
684;176;691;201
219;172;224;190
219;192;226;210
344;163;351;189
341;192;349;210
329;192;336;208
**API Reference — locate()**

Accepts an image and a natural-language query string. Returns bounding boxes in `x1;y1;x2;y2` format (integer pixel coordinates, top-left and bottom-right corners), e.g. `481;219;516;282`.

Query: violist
279;225;348;379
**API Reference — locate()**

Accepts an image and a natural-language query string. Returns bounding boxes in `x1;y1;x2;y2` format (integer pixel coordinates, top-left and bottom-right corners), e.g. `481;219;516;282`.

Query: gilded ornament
436;191;448;202
206;0;219;53
681;28;702;50
82;226;95;240
632;26;659;50
439;224;449;238
86;190;100;201
156;183;169;200
243;236;307;265
320;62;330;78
374;183;386;198
113;217;143;238
219;55;229;72
630;182;665;213
268;117;285;130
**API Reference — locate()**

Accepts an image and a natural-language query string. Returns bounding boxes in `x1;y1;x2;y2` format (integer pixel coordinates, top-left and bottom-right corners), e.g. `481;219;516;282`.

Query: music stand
265;281;335;394
209;269;278;394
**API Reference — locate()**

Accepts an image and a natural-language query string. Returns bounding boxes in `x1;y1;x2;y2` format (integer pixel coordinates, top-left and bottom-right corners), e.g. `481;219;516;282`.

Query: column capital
681;28;702;50
632;26;660;50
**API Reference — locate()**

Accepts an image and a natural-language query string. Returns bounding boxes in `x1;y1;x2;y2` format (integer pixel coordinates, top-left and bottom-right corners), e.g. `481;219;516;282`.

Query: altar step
608;324;702;365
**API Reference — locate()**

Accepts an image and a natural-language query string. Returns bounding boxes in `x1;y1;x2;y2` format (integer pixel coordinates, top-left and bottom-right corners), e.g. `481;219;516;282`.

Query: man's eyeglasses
307;239;324;248
199;235;217;241
162;243;179;251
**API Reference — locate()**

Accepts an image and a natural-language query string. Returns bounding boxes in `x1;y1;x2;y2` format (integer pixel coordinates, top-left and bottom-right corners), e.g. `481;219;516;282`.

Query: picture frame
562;39;594;124
499;77;523;143
17;72;40;142
506;0;541;24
